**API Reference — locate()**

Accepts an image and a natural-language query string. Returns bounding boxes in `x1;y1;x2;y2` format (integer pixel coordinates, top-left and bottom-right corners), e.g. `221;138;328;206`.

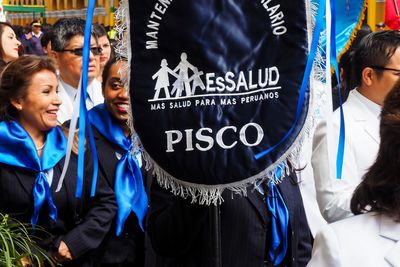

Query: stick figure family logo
151;52;205;100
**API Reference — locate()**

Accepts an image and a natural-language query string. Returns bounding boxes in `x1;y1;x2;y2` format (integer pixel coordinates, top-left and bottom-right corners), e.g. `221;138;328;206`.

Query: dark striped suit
90;127;152;266
0;152;117;266
147;173;312;267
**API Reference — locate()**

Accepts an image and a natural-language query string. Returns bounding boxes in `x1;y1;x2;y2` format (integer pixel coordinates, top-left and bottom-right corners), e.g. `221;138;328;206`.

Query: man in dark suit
147;172;312;267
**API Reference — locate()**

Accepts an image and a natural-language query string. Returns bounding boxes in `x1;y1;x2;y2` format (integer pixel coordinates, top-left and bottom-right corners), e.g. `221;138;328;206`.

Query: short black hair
101;56;128;91
40;30;53;48
51;17;97;51
92;23;107;38
352;30;400;86
376;22;386;28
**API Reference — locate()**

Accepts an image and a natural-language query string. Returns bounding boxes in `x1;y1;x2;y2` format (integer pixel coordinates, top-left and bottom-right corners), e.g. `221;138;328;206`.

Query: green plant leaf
0;213;55;266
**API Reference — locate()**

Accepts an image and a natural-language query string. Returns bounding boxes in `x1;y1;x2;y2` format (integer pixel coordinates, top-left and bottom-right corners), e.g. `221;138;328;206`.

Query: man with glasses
51;17;104;124
312;30;400;223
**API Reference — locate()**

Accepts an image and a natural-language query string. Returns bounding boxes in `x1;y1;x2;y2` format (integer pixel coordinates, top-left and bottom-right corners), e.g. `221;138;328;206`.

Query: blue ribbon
0;121;67;225
76;0;99;198
265;164;289;266
89;104;148;235
266;183;289;266
330;0;346;179
255;0;326;160
32;171;57;225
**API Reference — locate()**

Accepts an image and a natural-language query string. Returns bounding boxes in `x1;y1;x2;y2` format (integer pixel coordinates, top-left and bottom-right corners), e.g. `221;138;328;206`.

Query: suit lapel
363;117;380;144
277;175;296;230
247;172;299;226
380;215;400;266
93;127;121;187
348;90;380;144
385;242;400;267
51;159;77;208
13;168;35;196
247;187;269;224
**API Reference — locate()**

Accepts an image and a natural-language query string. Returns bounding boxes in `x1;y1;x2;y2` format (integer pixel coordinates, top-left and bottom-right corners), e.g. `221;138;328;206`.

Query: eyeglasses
57;46;103;56
370;65;400;74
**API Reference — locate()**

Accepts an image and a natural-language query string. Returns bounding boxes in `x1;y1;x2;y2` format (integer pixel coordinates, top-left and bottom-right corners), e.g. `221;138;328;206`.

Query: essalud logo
150;52;281;102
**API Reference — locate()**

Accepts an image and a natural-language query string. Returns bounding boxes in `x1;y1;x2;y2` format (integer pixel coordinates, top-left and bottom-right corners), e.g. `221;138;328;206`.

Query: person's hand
25;32;32;40
53;241;73;263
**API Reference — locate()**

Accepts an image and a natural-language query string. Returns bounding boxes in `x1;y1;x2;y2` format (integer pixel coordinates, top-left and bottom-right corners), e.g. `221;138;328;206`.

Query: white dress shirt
57;79;104;124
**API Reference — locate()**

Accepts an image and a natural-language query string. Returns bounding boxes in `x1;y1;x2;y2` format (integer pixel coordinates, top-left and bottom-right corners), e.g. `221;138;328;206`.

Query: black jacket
0;152;117;266
147;172;312;267
90;126;152;266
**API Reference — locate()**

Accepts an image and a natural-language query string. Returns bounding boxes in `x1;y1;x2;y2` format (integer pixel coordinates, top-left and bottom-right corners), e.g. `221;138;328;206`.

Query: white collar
354;89;381;118
59;78;103;108
32;31;42;38
59;79;77;102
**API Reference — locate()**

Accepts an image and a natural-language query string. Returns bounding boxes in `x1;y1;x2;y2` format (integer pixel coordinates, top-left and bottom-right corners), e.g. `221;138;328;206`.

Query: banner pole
209;203;222;267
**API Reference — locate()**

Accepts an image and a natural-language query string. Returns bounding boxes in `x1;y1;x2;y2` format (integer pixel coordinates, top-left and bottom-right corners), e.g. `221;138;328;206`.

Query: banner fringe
115;0;137;147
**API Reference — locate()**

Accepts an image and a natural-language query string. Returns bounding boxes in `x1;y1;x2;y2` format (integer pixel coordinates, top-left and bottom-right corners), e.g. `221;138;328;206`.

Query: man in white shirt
312;30;400;222
51;18;104;124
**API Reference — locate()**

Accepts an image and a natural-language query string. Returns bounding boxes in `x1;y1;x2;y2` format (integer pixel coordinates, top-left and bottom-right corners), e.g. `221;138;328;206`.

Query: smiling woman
11;61;61;154
88;57;151;266
0;55;60;153
0;55;117;266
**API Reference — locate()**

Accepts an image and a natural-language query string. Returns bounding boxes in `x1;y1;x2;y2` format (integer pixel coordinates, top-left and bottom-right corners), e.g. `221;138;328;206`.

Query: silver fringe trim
114;0;138;148
142;150;292;205
114;0;130;60
116;0;323;205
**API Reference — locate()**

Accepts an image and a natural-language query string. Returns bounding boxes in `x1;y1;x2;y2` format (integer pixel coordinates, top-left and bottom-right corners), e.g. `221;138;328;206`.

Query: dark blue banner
130;0;310;192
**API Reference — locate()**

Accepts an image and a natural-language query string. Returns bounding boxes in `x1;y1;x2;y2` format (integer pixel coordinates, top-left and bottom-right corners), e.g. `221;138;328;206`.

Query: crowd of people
0;16;399;267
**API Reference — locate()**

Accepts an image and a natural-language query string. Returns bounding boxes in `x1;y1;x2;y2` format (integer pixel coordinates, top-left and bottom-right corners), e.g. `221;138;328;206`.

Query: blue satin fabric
0;121;67;225
318;0;365;57
330;0;346;179
266;182;289;265
265;166;289;266
89;104;148;235
77;0;99;198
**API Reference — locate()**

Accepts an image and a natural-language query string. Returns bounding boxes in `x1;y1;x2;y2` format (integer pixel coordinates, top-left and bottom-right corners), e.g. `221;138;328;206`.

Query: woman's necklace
36;142;46;151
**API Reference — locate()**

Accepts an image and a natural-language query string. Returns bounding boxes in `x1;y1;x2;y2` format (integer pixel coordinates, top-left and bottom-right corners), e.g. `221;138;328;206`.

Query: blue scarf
265;164;289;266
0;121;67;226
89;104;148;235
266;182;289;265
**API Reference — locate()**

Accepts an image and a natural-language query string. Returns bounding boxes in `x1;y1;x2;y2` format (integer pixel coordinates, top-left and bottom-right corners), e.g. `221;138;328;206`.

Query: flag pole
209;203;222;267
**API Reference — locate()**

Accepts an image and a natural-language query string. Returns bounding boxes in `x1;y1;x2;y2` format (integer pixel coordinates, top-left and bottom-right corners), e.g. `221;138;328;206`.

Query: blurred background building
369;0;386;30
0;0;392;31
1;0;119;26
